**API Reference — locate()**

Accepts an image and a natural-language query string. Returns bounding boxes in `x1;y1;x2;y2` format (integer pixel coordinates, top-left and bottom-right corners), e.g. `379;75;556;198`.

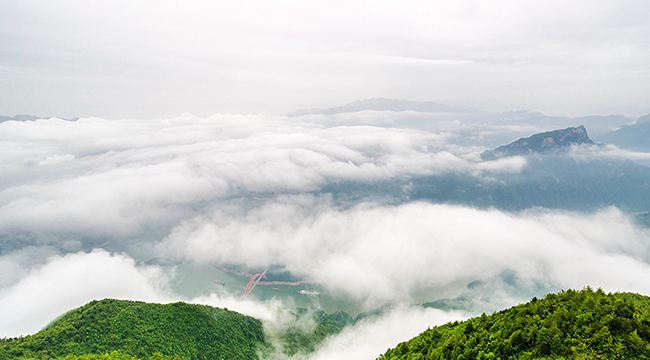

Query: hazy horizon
1;96;649;121
2;0;650;118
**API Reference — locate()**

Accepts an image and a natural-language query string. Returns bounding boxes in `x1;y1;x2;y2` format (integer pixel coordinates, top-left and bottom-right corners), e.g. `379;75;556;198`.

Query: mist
2;112;650;357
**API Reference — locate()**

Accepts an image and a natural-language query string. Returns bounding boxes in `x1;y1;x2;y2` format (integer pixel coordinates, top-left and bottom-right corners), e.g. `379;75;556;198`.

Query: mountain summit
482;125;594;160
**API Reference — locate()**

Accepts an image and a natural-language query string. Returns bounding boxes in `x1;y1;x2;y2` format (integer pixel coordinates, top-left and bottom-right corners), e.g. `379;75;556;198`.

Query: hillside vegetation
380;288;650;359
277;309;353;355
0;299;265;360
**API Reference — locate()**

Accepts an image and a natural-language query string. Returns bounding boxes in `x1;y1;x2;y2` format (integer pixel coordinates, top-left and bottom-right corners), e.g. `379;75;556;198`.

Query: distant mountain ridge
600;113;650;151
286;99;633;139
0;114;78;123
287;98;479;116
482;125;595;160
0;114;41;123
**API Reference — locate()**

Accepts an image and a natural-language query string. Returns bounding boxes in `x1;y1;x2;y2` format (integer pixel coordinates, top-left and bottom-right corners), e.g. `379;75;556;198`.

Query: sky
1;0;650;118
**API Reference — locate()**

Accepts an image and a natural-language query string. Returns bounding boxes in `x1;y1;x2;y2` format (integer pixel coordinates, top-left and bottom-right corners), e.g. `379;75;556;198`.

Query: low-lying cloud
0;250;170;337
0;247;471;360
0;114;524;244
570;143;650;162
0;249;309;338
158;199;650;305
2;112;650;357
304;306;466;360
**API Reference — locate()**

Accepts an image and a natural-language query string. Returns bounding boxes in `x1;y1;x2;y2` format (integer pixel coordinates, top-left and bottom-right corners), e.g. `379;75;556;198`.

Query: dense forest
379;288;650;359
3;289;649;359
0;299;265;360
0;299;354;359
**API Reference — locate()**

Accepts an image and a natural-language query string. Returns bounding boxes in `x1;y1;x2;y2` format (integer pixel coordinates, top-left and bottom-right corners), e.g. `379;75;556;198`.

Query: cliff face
482;125;594;160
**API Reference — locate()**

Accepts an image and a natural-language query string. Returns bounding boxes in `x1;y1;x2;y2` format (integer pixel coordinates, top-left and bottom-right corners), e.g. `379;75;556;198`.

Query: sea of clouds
1;112;650;358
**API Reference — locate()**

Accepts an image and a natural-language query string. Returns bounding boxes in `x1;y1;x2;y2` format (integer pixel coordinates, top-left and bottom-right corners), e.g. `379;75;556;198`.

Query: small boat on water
298;289;320;296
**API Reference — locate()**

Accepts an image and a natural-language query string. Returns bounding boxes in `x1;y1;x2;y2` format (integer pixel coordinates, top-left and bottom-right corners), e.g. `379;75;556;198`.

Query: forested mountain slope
0;299;265;360
380;288;650;359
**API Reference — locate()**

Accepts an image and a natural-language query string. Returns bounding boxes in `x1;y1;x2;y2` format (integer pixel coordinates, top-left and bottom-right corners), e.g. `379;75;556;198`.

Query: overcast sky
1;0;649;118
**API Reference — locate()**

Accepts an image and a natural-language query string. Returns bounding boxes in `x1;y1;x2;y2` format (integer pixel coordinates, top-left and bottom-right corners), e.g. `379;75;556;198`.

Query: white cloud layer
0;249;306;338
304;306;466;360
0;247;474;360
4;201;649;348
0;247;472;360
0;250;170;337
571;144;650;162
0;114;523;241
2;112;650;357
158;200;650;305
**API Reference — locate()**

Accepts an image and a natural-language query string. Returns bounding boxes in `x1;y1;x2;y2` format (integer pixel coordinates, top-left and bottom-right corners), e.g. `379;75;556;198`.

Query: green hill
380;288;650;360
0;299;266;360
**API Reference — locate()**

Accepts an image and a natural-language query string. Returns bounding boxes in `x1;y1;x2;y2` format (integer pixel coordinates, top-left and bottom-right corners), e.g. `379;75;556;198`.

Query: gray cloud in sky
1;0;650;117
